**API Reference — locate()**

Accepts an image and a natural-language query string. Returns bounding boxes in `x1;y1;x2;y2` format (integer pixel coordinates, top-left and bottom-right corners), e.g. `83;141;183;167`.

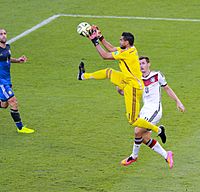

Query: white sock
132;137;143;159
158;128;161;134
81;73;85;80
152;142;167;159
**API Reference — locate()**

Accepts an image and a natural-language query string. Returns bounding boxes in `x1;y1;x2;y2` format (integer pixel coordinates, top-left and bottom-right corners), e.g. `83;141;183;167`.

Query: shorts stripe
131;87;136;122
149;111;158;122
149;103;160;122
0;85;10;99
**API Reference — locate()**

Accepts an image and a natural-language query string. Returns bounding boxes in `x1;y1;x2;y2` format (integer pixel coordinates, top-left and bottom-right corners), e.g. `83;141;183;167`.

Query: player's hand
92;25;103;38
88;26;98;40
18;55;27;63
92;25;104;41
88;26;99;46
177;101;185;112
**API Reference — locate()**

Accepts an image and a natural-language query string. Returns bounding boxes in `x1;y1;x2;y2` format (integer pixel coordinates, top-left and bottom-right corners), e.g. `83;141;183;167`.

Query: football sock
83;68;126;91
83;68;109;80
132;137;143;158
10;109;23;130
146;139;167;159
133;118;159;133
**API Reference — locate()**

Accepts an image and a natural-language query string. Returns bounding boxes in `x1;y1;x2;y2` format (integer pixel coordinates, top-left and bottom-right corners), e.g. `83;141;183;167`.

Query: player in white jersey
139;69;166;125
121;56;185;168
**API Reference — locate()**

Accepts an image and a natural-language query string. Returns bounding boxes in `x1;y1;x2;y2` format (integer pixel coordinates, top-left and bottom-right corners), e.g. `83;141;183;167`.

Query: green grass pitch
0;0;200;191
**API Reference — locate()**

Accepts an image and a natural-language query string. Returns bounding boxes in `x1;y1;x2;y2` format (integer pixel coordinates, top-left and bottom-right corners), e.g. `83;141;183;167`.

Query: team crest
114;51;119;55
150;77;155;83
8;91;13;95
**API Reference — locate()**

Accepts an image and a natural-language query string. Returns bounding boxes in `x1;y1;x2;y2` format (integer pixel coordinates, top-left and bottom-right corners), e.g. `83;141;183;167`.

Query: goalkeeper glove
91;25;104;41
89;26;99;46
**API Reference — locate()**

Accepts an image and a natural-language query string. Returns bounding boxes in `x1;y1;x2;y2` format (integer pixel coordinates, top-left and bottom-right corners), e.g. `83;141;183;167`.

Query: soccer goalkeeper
78;25;166;143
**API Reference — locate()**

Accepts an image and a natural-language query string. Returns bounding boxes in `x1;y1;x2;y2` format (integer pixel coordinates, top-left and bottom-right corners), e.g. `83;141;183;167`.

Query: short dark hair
139;56;150;63
121;32;134;46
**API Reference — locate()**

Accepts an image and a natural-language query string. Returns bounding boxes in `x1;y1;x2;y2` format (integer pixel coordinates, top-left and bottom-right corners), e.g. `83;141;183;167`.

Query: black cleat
158;125;166;143
78;61;85;80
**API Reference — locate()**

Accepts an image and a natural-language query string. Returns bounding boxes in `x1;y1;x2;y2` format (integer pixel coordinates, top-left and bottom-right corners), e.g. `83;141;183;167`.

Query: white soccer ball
77;22;91;37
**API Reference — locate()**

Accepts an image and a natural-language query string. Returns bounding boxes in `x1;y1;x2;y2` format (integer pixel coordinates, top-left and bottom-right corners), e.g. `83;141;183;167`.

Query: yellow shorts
124;85;143;124
109;68;143;124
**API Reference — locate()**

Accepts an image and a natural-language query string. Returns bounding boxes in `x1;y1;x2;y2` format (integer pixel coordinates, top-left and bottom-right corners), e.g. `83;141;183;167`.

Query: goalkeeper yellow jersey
112;46;143;89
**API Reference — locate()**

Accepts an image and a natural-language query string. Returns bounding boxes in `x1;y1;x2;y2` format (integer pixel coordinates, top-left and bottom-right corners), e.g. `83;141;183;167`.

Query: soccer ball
77;22;91;37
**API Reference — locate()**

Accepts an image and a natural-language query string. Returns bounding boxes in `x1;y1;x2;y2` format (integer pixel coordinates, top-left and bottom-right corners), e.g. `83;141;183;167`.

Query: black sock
10;109;23;129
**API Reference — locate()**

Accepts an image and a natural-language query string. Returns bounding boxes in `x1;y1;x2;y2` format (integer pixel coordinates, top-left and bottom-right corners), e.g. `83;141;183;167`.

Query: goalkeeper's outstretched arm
92;25;117;52
100;38;117;52
95;44;114;60
88;26;115;60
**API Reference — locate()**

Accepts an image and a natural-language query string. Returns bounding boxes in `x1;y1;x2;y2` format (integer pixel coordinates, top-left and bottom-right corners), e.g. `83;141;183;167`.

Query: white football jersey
139;71;167;124
142;71;167;107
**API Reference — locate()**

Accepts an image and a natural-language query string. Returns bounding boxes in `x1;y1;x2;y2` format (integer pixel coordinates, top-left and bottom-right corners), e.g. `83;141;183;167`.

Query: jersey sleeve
158;71;167;87
112;47;126;60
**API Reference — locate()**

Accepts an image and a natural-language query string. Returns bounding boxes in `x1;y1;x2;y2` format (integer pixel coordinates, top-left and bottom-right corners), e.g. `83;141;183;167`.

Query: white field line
7;14;200;44
7;15;60;44
59;13;200;22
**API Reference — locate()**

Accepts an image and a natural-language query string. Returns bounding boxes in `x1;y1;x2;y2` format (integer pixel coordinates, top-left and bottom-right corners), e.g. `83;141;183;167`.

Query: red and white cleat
121;156;138;166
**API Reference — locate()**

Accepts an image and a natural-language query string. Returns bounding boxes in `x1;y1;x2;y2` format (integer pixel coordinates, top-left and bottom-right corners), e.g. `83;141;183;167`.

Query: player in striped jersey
121;56;185;168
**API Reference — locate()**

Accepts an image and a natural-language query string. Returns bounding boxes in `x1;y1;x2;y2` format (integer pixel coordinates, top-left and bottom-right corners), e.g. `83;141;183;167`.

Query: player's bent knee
134;127;145;137
8;97;18;109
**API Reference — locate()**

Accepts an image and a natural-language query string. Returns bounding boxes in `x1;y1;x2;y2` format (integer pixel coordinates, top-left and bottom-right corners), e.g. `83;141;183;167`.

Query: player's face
140;59;150;74
120;36;128;49
0;29;7;44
